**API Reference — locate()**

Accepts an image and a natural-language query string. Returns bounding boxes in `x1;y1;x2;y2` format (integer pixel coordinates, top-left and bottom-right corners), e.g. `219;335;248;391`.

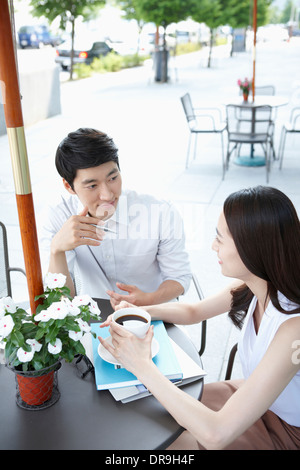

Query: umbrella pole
252;0;257;101
0;0;43;313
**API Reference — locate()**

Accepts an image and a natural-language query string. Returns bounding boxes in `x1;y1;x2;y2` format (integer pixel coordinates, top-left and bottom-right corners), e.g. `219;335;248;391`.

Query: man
41;128;191;306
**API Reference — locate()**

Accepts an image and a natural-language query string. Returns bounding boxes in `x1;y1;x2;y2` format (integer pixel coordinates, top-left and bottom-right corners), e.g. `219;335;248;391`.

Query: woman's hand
99;313;114;329
99;322;154;375
99;300;137;328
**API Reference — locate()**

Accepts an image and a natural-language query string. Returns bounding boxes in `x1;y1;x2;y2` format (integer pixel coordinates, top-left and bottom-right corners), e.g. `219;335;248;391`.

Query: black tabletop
0;299;203;450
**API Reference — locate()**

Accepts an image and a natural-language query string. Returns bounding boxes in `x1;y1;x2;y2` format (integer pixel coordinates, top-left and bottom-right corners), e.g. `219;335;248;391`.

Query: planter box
0;64;61;136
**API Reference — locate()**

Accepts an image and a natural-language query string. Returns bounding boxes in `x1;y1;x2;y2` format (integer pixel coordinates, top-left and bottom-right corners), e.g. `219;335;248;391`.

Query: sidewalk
1;39;300;381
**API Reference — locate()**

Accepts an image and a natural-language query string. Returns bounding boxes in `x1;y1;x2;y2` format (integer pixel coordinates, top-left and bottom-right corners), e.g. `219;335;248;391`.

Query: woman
99;186;300;450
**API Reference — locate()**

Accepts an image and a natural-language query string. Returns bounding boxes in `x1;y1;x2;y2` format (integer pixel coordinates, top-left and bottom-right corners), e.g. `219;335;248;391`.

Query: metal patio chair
179;273;207;357
239;85;275;97
224;343;238;380
278;107;300;169
180;93;227;178
191;273;206;357
237;86;276;159
225;104;273;182
0;221;26;299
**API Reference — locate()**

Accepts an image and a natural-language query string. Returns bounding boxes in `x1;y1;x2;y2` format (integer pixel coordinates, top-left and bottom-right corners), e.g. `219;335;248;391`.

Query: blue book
91;320;183;390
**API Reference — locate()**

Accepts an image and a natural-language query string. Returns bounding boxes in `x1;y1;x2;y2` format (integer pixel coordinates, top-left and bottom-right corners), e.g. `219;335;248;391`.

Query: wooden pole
252;0;257;101
0;0;43;313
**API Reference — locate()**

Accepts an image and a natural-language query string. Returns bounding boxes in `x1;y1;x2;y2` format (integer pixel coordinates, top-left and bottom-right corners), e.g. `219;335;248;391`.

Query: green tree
135;0;196;81
191;0;224;67
30;0;106;79
222;0;273;55
222;0;272;28
115;0;146;53
280;0;296;24
191;0;273;66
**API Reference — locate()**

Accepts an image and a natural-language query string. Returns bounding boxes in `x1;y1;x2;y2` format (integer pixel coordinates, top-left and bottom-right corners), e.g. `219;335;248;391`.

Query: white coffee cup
112;307;151;338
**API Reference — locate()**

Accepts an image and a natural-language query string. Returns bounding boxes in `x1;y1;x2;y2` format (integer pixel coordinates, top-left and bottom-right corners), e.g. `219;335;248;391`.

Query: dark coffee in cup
113;307;151;337
116;314;148;325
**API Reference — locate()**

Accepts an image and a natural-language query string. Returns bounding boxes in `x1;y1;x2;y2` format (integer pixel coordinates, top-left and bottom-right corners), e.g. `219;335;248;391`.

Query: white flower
0;314;14;338
72;294;92;307
63;298;81;316
48;338;62;355
68;329;83;341
0;296;17;315
0;303;5;318
76;318;91;333
34;310;51;322
44;272;66;290
17;346;34;363
47;301;69;320
89;298;101;316
26;338;42;352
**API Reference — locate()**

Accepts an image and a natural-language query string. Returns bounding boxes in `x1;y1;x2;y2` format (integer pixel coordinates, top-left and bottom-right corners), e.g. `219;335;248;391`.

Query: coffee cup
112;307;151;338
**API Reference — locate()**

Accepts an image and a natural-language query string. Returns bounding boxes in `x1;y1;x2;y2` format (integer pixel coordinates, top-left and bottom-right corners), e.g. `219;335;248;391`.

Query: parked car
257;25;289;42
18;25;61;49
55;39;113;70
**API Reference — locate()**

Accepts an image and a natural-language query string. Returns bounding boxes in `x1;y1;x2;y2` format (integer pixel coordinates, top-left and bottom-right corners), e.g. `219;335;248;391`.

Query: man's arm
107;279;184;307
47;206;103;296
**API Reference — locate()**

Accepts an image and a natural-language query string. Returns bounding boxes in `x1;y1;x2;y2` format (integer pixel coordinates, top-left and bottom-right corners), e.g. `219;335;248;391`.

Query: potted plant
0;272;101;408
237;77;252;101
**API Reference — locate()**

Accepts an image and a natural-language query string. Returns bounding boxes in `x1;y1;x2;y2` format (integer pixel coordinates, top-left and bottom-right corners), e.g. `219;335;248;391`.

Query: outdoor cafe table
226;95;288;165
0;299;203;450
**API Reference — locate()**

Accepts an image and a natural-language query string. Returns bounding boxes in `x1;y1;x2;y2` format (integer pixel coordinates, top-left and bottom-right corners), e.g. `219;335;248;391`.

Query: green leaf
32;359;44;371
46;324;59;343
34;293;47;301
74;341;85;355
21;322;38;337
10;330;24;347
22;342;32;353
64;317;81;331
35;328;46;341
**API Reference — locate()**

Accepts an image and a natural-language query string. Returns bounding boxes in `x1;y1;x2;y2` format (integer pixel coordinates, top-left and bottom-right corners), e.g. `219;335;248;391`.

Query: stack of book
91;320;206;403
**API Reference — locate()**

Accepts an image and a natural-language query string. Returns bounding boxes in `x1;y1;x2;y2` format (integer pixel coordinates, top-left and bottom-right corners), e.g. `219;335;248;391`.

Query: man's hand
51;206;105;254
107;282;152;308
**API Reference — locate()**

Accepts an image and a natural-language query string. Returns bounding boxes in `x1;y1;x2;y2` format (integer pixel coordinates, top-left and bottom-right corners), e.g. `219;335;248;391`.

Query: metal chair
180;93;227;177
278;107;300;169
191;273;206;357
179;273;207;357
237;86;276;158
240;85;277;160
0;221;26;298
239;85;275;97
224;343;238;380
225;104;273;182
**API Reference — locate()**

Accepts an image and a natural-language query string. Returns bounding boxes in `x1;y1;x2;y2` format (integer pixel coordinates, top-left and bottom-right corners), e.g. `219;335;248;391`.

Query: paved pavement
1;38;300;381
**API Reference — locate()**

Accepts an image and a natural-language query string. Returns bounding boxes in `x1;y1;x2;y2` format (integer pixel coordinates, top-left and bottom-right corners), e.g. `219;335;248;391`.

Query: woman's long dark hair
224;186;300;328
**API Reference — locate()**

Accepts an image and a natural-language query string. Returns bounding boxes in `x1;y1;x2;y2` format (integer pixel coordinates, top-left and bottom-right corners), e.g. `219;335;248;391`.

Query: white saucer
98;336;159;367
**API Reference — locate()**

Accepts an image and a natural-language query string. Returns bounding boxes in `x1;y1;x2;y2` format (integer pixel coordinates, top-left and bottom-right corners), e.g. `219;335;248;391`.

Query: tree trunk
70;17;75;81
207;28;214;68
161;26;168;83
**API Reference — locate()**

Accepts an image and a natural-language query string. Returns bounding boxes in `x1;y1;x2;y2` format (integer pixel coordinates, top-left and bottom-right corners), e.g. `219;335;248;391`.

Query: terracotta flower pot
16;369;55;405
9;361;61;409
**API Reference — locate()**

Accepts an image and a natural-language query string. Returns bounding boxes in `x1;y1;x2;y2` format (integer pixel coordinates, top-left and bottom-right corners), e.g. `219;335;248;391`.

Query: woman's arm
102;316;300;449
116;280;242;325
102;280;242;329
